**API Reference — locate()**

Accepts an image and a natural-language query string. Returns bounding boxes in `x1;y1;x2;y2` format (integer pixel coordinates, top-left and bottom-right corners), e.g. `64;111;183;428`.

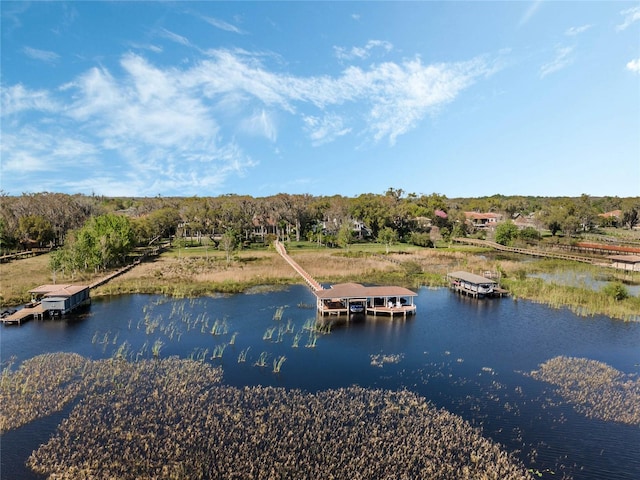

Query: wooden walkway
274;241;324;291
2;259;144;326
452;238;601;264
1;304;45;325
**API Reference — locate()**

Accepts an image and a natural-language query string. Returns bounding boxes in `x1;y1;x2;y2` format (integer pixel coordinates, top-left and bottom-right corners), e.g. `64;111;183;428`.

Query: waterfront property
273;240;417;317
315;283;417;317
1;284;90;325
447;271;505;298
38;284;90;316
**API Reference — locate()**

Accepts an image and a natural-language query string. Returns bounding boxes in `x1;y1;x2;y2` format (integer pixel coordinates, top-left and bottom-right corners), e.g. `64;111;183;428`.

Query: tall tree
494;221;519;246
378;227;398;254
622;207;639;229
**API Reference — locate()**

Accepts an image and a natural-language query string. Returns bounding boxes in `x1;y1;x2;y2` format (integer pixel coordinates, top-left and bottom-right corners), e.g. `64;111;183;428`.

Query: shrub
602;282;629;301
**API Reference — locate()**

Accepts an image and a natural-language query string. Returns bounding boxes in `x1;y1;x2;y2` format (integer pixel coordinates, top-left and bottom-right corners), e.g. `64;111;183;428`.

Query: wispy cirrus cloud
200;15;245;34
303;113;351;146
3;47;498;194
1;84;60;116
540;45;574;78
518;0;543;28
616;5;640;31
565;24;592;36
158;28;192;47
334;40;393;61
23;46;60;63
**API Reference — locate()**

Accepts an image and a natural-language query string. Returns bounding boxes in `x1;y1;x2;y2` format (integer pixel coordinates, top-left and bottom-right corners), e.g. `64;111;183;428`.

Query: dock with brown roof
274;241;417;317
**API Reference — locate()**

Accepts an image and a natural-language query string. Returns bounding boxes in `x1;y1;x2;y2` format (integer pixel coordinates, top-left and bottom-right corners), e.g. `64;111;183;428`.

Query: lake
1;285;639;479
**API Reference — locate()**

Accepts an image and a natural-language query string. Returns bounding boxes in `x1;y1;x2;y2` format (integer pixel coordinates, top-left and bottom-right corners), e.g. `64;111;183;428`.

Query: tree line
1;190;638;273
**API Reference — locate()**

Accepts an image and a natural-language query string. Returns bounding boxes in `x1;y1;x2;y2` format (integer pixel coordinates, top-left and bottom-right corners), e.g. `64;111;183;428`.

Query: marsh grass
4;242;639;321
12;353;531;480
502;277;640;321
529;356;640;425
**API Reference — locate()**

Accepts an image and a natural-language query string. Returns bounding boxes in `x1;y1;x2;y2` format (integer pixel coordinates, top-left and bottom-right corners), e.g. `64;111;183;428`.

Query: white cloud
3;47;497;194
128;42;163;54
158;28;191;47
617;6;640;31
565;24;592;36
518;0;543;27
334;40;393;61
23;46;60;63
240;109;277;141
303;113;351;146
627;58;640;74
540;45;574;78
1;84;59;116
0;126;97;174
190;48;497;145
201;15;245;34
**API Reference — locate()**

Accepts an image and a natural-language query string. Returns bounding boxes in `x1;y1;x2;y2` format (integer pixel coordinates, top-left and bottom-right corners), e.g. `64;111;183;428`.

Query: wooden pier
274;241;417;317
1;303;46;325
2;254;154;327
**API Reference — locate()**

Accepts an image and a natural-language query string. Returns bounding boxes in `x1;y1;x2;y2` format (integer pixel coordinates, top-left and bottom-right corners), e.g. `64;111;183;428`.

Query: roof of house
599;210;622;218
464;212;501;220
30;284;89;297
608;255;640;264
314;283;417;300
447;271;497;285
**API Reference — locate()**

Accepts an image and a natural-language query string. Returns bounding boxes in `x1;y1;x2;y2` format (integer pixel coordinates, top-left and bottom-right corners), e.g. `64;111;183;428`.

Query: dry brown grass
0;253;105;307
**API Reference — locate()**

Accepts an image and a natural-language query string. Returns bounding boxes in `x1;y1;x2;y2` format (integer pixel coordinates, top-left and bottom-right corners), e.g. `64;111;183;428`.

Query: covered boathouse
30;284;91;317
315;283;417;317
447;271;504;298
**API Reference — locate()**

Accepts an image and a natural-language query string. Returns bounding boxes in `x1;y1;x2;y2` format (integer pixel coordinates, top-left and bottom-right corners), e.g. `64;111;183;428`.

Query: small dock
274;241;417;317
1;284;90;326
315;283;417;317
447;271;507;298
1;303;46;325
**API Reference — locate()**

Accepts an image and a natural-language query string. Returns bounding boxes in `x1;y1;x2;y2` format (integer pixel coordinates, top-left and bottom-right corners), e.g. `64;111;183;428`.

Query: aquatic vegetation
209;318;228;335
0;353;88;433
237;347;250;363
263;326;276;340
18;354;530;479
528;356;640;426
370;353;405;368
255;351;269;367
273;305;285;320
211;344;227;359
151;339;164;358
273;355;286;373
305;331;318;348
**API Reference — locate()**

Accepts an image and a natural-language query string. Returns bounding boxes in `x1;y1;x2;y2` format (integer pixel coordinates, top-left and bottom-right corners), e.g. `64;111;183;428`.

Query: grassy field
2;242;639;320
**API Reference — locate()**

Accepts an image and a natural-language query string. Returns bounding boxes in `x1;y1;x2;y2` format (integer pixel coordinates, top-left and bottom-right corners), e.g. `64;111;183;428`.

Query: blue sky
1;1;639;198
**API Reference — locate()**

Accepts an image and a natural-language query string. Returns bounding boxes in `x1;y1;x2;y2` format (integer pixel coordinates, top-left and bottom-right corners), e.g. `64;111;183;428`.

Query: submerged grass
3;353;531;479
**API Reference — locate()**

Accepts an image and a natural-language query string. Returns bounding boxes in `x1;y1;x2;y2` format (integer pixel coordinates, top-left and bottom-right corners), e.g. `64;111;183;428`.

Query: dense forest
1;190;639;275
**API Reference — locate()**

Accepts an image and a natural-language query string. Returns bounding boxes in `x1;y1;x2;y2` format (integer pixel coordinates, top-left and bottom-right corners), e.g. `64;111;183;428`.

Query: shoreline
2;245;639;322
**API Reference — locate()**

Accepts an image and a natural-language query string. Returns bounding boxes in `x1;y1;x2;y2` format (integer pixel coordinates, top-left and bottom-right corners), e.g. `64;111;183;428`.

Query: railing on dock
274;241;324;292
452;238;600;264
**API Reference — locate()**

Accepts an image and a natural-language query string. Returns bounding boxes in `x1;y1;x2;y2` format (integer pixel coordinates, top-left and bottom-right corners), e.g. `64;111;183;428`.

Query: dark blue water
2;286;639;479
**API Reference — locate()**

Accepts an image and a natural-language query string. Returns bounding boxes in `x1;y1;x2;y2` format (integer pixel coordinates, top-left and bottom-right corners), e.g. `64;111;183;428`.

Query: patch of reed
528;356;640;425
21;353;530;480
